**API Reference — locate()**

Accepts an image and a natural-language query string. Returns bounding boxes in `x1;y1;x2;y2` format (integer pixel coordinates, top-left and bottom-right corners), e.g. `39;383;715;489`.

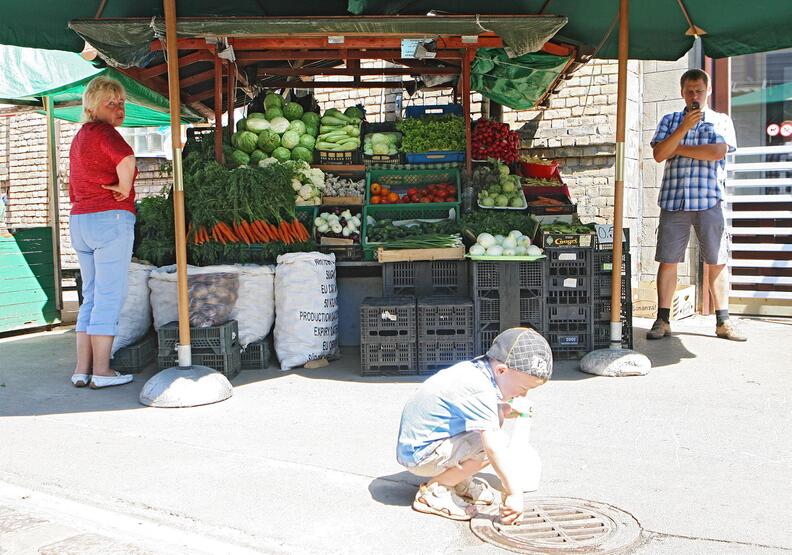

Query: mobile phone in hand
691;101;700;110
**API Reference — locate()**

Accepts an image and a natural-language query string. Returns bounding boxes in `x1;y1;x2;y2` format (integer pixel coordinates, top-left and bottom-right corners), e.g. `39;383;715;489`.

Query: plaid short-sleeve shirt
651;109;737;211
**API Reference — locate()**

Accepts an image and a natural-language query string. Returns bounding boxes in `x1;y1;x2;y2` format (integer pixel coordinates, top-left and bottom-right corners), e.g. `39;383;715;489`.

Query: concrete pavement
1;315;791;554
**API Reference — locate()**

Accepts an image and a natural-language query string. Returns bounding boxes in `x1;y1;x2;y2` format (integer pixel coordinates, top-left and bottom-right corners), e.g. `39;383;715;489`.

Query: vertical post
226;61;235;142
462;48;475;175
213;52;223;163
163;0;191;366
610;0;629;347
44;96;63;312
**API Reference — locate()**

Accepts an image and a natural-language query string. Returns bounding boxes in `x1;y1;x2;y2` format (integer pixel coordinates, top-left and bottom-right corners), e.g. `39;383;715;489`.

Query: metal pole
163;0;191;367
44;96;63;312
610;0;629;347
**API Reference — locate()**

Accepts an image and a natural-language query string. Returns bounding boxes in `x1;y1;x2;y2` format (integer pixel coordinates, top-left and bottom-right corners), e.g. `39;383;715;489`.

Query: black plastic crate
315;147;362;166
471;260;544;292
474;293;544;330
593;250;629;275
418;338;475;375
241;337;272;370
360;296;416;343
113;332;156;375
593;228;631;251
475;322;502;357
361;342;417;376
319;244;363;262
417;296;473;338
158;320;239;355
546;248;592;277
548;320;592;359
383;260;469;296
157;349;241;379
593;273;631;303
547;305;591;324
594;299;633;322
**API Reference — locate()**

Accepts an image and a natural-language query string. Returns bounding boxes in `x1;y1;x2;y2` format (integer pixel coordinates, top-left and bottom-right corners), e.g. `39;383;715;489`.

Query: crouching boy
396;327;552;524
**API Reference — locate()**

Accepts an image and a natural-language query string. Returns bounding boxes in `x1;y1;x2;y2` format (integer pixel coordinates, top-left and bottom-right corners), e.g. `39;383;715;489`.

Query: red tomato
446;196;457;202
436;189;449;199
420;197;432;203
407;188;418;196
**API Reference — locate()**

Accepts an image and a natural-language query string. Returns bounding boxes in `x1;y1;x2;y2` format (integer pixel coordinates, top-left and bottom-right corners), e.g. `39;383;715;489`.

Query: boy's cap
486;327;553;380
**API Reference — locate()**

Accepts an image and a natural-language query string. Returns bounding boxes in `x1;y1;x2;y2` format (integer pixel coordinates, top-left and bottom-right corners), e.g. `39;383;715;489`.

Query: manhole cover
470;496;641;554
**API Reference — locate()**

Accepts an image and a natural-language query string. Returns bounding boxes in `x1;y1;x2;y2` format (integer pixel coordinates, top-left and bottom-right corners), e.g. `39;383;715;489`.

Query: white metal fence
725;145;792;308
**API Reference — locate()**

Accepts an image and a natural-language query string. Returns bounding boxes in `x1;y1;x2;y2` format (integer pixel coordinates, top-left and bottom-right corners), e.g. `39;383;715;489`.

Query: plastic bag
188;272;239;328
274;252;339;370
231;264;275;348
111;262;154;356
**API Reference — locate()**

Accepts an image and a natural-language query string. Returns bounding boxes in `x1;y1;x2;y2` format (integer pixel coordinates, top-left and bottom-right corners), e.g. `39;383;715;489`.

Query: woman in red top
69;76;138;389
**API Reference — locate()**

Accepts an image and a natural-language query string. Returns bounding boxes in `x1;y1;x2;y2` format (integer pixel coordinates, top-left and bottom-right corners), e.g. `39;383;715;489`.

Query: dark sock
716;309;729;326
657;308;671;323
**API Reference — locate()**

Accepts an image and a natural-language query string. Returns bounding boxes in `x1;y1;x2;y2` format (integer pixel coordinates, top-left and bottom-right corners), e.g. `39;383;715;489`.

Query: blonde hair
82;76;126;122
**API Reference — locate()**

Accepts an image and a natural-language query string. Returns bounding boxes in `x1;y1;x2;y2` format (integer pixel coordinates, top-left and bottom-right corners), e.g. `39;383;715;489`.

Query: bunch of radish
472;119;520;164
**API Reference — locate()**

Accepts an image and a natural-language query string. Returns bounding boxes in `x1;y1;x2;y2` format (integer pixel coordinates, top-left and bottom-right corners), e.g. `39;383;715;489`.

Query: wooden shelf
315;164;366;174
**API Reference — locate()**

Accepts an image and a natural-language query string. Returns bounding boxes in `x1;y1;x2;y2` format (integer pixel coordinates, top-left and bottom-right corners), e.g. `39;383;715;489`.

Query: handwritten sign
595;224;627;247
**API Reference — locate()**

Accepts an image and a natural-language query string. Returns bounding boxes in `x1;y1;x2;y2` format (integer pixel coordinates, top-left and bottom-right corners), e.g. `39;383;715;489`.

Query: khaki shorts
655;201;729;265
407;431;488;478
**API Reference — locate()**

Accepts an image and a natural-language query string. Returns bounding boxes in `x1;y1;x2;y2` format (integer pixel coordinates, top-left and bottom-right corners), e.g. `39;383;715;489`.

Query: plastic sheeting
0;45;203;127
68;15;568;68
471;49;571;111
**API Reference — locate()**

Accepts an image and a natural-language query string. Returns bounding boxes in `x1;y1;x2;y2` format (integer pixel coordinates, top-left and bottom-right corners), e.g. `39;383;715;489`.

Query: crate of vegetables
362;122;403;165
398;107;466;164
314;208;363;261
525;191;576;223
366;168;460;207
314;107;363;165
362;204;462;262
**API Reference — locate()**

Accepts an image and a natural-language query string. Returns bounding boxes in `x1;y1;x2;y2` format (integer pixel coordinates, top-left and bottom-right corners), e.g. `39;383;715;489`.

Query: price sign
595;224;626;247
401;39;421;58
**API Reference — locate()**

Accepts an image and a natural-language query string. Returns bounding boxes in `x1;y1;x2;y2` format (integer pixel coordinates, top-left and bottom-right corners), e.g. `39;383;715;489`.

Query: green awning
0;45;203;127
732;82;792;107
472;49;571;110
67;15;567;68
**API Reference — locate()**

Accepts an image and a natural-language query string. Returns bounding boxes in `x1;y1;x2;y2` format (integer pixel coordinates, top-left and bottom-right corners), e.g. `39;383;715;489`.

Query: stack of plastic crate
417;296;474;375
471;261;545;357
112;331;157;374
359;296;417;376
544;248;593;358
241;336;272;370
591;241;633;350
382;260;468;297
157;320;242;379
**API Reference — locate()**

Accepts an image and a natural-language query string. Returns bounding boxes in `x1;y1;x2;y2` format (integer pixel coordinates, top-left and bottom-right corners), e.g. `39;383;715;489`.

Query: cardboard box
632;282;696;320
540;231;594;249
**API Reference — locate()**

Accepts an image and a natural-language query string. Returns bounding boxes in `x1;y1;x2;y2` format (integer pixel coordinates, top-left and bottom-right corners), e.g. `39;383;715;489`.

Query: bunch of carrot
190;219;310;246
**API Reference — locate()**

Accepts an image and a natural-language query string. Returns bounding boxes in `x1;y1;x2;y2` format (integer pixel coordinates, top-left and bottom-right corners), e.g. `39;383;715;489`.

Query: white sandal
412;483;473;521
454;477;497;505
90;371;133;389
71;374;91;388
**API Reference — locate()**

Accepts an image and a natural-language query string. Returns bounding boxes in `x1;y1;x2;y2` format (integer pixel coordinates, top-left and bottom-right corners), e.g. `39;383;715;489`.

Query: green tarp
0;45;203;127
732;82;792;107
472;49;571;110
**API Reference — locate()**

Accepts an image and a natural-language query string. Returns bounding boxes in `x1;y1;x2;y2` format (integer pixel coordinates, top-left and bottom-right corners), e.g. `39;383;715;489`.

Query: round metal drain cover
470;496;641;554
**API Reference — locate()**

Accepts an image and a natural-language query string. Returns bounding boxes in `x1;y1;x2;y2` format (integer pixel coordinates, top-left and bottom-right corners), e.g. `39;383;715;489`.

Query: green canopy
472;49;571;110
732;82;792;107
0;45;203;127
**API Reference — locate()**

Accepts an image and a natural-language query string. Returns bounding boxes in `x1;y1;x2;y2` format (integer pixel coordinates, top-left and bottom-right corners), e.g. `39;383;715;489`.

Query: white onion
477;233;496;249
469;244;486;256
486;245;504;256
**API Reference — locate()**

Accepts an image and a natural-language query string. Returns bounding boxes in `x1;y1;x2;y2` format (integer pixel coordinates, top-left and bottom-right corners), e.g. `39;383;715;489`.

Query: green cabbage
372;143;389;155
281;130;300;150
236;131;259;154
257;129;281;153
301;112;320;128
291;146;313;163
264;93;284;110
344;106;364;120
264;107;283;121
247;112;267;120
269;116;290;134
249;149;267;166
288;120;306;136
272;146;291;163
304;125;318;137
246;118;271;133
283;101;304;121
229;149;250;167
370;133;388;145
298;134;316;150
235;118;247;132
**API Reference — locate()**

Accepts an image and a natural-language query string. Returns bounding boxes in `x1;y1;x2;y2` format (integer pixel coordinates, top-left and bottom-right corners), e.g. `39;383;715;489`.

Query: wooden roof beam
152;36;501;51
255;66;459;77
235;49;465;61
140;49;215;80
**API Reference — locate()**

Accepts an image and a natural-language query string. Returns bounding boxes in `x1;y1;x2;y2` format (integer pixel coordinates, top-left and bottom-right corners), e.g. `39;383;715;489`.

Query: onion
477;233;496;249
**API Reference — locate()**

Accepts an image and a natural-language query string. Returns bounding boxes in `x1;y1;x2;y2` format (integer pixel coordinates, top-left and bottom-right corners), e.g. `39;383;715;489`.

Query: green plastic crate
365;167;461;204
241;337;272;370
157;349;241;379
113;332;157;374
158;320;239;355
361;203;461;261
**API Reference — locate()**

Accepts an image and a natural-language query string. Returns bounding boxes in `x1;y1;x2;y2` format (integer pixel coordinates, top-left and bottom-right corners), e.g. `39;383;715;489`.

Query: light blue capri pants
69;210;136;336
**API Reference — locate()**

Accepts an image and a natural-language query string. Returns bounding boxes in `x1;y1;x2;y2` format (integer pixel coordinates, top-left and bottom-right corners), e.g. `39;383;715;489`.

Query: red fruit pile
472;118;520;164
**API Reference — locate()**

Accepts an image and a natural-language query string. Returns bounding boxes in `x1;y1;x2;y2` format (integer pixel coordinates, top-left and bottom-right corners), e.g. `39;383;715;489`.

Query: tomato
420;197;432;203
380;187;391;197
407;187;418;196
388;192;400;203
410;194;421;203
370;195;381;204
433;195;445;203
435;189;449;199
446;196;457;202
370;183;381;195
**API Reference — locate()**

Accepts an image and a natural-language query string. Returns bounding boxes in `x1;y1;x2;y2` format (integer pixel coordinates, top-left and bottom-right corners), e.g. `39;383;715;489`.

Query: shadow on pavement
632;325;697;369
368;471;422;507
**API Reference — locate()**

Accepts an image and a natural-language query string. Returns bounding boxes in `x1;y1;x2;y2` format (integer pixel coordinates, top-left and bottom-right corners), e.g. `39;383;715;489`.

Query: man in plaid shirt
648;69;746;341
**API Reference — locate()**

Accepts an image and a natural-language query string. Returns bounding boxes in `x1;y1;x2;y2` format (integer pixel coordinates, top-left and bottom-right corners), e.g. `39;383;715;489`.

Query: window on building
117;126;172;158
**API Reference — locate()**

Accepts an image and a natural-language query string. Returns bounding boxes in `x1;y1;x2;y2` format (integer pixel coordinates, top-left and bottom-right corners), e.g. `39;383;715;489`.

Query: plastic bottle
507;397;542;492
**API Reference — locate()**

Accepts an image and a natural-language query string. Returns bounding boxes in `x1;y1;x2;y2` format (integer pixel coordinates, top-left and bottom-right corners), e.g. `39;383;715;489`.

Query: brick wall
0;111;173;268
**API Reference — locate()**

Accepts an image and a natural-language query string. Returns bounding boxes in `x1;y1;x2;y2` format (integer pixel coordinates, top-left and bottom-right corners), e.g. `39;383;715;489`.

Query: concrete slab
0;315;791;554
